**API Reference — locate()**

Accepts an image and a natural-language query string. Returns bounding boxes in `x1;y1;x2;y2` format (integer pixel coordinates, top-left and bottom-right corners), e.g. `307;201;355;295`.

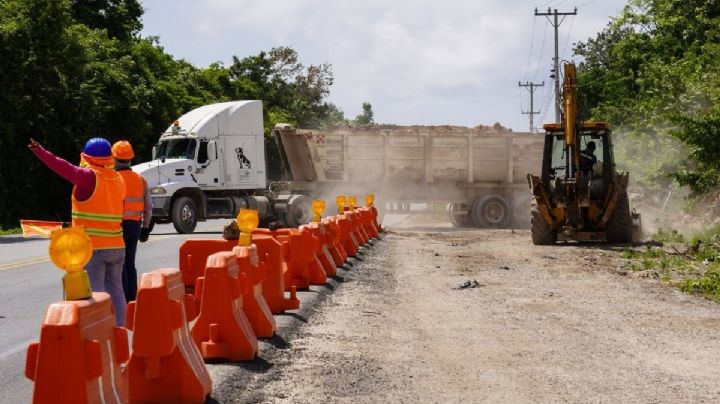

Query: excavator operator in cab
579;141;597;177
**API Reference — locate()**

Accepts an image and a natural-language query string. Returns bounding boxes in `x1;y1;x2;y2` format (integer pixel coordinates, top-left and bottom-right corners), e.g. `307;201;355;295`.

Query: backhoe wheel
446;203;469;228
172;196;198;234
530;204;557;245
606;192;632;243
471;195;511;228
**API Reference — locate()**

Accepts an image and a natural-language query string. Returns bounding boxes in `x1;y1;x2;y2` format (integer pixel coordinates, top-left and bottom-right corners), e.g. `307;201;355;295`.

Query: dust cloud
612;127;714;238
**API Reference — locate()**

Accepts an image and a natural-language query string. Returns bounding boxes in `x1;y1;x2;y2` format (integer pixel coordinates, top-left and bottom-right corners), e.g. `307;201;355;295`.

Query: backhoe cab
527;63;638;244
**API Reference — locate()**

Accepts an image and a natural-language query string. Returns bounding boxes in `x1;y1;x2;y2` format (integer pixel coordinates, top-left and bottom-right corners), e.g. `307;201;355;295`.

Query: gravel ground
215;228;720;403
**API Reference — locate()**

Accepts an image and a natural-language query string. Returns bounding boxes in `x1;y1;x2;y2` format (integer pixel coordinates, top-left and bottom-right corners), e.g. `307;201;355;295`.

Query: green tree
0;0;341;229
354;101;374;124
573;0;720;195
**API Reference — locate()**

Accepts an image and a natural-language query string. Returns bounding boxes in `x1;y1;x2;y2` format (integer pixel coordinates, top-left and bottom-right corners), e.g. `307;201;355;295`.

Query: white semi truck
133;100;313;233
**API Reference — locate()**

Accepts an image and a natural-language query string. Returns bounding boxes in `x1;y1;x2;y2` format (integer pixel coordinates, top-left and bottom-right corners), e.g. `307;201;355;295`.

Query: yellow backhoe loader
527;62;640;244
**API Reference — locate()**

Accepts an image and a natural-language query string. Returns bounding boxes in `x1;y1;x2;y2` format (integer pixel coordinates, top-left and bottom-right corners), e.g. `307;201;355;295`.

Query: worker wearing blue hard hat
28;137;127;326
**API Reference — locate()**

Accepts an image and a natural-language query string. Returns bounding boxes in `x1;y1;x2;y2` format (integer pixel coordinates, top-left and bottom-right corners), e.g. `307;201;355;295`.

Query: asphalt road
0;219;239;403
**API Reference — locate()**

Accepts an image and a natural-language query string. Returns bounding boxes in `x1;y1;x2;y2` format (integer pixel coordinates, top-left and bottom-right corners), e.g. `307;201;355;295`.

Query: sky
139;0;628;132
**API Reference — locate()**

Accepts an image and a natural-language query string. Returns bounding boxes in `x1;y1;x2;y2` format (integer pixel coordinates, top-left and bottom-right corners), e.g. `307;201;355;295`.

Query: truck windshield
155;138;196;160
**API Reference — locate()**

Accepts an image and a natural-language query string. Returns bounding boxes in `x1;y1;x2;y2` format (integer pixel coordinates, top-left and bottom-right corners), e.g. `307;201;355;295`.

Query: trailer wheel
530;203;557;245
471;195;511;228
606;192;632;243
171;196;198;234
446;203;469;227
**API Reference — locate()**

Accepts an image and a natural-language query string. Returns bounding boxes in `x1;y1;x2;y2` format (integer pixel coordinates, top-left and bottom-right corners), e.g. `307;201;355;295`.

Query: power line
534;6;577;123
519;81;545;133
532;19;549;83
522;15;538;81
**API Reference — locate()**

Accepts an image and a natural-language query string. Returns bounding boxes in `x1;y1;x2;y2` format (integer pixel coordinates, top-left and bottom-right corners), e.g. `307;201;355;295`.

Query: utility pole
534;7;577;123
518;81;544;132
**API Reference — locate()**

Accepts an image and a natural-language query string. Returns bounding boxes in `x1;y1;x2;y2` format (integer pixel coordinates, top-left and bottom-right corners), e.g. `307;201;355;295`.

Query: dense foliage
0;0;342;229
573;0;720;195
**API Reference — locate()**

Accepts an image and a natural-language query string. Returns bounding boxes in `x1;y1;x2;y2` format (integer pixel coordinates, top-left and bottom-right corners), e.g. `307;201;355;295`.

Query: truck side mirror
152;146;157;160
208;141;217;161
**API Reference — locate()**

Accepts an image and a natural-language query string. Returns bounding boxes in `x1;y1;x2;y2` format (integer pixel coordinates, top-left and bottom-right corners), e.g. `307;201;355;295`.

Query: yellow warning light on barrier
312;199;326;222
365;194;375;207
336;195;346;214
236;209;259;246
48;226;93;300
348;196;357;210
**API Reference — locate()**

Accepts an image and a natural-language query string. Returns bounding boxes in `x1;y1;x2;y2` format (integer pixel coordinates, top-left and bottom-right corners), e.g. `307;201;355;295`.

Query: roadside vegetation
622;226;720;302
0;0;365;230
0;227;21;236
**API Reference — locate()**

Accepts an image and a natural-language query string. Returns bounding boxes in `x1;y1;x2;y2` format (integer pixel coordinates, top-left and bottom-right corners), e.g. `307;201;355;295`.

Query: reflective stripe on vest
72;167;125;250
118;170;145;221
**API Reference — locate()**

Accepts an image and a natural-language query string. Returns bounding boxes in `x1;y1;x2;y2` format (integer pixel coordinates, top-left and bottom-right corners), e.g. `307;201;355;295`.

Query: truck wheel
171;196;198;234
531;204;556;245
282;195;313;228
471;195;511;228
446;203;469;227
606;192;632;243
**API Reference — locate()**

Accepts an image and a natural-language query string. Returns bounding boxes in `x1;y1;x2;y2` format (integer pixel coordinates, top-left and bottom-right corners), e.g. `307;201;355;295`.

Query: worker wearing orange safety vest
112;140;153;303
29;137;127;326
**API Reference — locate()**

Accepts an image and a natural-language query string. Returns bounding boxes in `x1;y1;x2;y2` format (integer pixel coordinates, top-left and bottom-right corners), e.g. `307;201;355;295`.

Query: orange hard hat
112;140;134;160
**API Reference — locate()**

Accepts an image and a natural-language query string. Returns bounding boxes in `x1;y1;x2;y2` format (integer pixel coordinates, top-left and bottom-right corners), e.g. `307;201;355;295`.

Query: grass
621;226;720;302
0;227;21;236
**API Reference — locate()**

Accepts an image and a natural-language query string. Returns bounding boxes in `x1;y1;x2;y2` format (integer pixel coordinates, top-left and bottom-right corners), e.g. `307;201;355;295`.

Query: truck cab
133;101;312;233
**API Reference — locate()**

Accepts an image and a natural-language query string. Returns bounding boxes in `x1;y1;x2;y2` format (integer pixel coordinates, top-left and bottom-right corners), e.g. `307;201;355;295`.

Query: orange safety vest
71;166;125;250
117;169;146;221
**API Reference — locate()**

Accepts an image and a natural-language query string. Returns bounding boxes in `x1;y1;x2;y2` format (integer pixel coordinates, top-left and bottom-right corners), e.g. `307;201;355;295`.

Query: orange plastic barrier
370;205;383;232
261;229;308;289
233;245;276;338
125;268;211;403
179;239;237;294
302;222;336;276
350;209;370;245
323;217;348;266
275;228;327;285
361;207;380;239
251;231;300;314
25;292;128;404
192;251;258;361
178;239;275;337
335;214;359;257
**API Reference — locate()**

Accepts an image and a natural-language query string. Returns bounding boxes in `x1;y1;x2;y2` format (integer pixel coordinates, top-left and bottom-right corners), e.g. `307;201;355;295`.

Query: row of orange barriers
25;205;381;404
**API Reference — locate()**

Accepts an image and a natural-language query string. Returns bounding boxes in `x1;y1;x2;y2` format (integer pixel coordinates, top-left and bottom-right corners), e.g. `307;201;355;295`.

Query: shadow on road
0;236;45;244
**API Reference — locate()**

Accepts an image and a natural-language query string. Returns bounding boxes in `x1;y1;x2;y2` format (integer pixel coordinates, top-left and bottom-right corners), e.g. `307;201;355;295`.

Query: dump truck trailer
274;125;544;228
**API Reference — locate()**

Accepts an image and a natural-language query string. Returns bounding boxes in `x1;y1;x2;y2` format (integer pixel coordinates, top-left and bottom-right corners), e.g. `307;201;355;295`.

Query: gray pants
86;248;126;326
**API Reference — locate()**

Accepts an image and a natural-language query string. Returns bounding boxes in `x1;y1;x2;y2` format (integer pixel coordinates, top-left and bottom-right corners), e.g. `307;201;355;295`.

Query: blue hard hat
82;137;112;157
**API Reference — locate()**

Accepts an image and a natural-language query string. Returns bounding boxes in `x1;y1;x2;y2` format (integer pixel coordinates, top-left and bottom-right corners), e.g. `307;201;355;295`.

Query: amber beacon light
236;209;259;246
336;195;346;214
312;199;326;222
48;226;93;300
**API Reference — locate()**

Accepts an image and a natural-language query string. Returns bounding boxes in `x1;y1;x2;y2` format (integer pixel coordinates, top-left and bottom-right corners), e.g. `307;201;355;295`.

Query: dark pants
121;219;141;302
